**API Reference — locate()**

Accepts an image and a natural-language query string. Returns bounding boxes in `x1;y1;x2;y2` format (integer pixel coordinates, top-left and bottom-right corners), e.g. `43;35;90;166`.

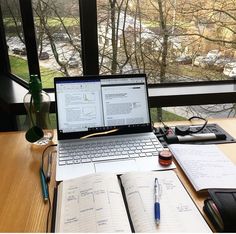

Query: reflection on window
163;103;236;121
32;0;82;88
151;103;236;123
97;0;236;84
2;0;30;82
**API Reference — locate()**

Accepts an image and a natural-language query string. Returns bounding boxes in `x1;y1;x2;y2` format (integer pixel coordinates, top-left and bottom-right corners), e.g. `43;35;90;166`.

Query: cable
159;118;170;131
156;116;208;138
175;116;208;136
46;181;52;233
41;144;57;173
153;118;172;138
40;143;57;233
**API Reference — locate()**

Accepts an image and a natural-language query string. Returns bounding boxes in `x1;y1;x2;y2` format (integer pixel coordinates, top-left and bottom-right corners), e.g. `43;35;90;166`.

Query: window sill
148;80;236;107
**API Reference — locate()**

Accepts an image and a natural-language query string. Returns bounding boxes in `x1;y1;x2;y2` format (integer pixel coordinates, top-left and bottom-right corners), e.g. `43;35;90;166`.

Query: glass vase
24;90;54;145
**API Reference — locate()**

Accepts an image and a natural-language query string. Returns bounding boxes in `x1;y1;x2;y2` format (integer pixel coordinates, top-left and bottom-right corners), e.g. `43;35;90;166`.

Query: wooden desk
0;131;57;232
0;118;236;232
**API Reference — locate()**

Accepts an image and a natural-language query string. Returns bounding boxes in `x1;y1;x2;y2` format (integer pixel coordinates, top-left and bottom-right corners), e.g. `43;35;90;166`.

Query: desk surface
0;118;236;232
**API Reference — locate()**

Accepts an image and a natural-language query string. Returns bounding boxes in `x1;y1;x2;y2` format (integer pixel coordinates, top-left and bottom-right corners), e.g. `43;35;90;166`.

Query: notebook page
55;173;131;232
120;170;211;233
169;144;236;191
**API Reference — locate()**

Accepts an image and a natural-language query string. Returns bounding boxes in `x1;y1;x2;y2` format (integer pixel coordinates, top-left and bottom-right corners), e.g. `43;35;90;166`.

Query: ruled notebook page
120;170;212;232
55;173;131;233
169;144;236;191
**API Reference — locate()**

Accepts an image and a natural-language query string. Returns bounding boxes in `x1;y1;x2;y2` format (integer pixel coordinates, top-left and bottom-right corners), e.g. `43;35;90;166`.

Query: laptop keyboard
58;136;163;166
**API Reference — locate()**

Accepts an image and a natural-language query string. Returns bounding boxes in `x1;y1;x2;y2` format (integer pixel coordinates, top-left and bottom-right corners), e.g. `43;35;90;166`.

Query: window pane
2;0;30;82
97;0;236;84
162;103;236;121
32;0;82;88
150;103;236;123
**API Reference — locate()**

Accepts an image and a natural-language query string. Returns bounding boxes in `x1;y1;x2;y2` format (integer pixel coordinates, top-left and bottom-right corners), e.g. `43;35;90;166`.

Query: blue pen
40;168;49;202
154;178;160;225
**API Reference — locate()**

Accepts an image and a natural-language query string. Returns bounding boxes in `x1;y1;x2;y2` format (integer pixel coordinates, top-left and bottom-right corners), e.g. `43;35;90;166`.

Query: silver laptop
54;74;164;181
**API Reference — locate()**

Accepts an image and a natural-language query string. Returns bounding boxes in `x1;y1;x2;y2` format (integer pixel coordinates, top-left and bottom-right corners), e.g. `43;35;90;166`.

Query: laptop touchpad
95;160;138;173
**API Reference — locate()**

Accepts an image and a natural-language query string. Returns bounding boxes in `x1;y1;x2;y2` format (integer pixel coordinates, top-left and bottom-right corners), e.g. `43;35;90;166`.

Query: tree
2;0;25;45
32;0;81;76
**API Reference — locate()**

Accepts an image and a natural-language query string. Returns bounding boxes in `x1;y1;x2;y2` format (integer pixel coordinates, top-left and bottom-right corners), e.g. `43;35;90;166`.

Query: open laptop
54;74;166;181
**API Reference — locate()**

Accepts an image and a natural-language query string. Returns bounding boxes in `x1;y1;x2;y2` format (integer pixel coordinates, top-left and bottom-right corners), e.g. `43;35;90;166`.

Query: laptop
54;74;165;181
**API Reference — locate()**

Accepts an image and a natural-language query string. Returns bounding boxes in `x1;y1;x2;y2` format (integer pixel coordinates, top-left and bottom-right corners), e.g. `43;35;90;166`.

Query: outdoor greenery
151;108;186;122
9;55;62;88
34;17;79;27
167;64;228;81
10;53;227;89
9;56;30;81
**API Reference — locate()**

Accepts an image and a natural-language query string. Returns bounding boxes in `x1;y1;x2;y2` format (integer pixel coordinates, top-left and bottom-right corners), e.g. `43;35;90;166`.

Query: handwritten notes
169;144;236;191
55;170;211;232
55;173;131;232
121;170;211;232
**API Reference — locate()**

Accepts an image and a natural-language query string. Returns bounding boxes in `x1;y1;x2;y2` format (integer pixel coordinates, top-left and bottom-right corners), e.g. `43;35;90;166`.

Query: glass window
150;102;236;123
2;0;30;83
32;0;82;88
97;0;236;84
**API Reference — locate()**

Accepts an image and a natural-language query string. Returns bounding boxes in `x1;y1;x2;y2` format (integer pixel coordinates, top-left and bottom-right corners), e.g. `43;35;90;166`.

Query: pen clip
155;178;161;199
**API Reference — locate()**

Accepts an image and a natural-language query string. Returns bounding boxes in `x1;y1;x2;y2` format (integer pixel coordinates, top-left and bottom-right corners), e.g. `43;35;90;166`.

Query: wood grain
0;118;235;232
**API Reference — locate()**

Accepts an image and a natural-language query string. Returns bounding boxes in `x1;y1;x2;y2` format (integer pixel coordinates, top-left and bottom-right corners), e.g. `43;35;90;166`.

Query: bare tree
3;0;25;45
32;0;81;76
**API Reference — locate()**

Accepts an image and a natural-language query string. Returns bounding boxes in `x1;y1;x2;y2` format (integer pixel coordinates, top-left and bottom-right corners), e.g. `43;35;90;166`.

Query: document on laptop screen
101;78;149;126
55;76;150;134
56;80;104;133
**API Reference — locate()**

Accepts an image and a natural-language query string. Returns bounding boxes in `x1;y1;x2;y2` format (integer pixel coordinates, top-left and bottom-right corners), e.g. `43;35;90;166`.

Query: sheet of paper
55;173;131;232
169;144;236;191
120;170;211;233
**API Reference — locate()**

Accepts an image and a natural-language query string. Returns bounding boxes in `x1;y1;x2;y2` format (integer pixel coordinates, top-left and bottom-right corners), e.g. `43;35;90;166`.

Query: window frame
19;0;40;80
0;3;10;74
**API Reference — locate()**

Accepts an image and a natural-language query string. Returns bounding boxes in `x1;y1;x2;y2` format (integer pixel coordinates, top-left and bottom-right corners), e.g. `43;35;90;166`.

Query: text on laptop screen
55;76;150;135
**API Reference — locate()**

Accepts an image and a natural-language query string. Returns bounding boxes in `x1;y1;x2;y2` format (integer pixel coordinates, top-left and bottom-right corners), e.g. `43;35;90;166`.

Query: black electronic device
155;123;235;146
204;189;236;232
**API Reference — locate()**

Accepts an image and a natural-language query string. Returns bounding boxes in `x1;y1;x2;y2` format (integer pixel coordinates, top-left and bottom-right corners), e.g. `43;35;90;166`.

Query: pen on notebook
40;168;49;202
154;177;160;225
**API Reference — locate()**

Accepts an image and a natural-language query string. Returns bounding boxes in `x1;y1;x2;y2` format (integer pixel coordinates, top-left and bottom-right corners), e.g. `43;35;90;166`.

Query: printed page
55;173;131;233
169;144;236;191
120;170;212;233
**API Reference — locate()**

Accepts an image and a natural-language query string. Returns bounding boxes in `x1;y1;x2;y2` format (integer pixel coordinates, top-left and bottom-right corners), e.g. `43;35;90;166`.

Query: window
97;0;236;84
0;0;236;126
95;0;236;120
32;0;82;88
2;0;30;83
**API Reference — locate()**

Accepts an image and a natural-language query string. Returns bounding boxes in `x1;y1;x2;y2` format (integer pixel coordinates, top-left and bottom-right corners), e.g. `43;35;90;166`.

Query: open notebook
54;74;172;181
54;170;212;232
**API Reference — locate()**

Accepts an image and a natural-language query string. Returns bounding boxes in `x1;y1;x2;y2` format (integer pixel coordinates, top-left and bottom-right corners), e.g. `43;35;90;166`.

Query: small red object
159;150;173;166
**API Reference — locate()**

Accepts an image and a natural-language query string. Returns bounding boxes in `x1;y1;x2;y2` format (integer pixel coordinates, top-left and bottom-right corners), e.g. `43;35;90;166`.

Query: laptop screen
54;74;152;140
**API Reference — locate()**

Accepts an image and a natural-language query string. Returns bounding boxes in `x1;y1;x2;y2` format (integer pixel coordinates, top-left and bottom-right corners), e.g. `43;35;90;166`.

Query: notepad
169;144;236;192
54;170;211;232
